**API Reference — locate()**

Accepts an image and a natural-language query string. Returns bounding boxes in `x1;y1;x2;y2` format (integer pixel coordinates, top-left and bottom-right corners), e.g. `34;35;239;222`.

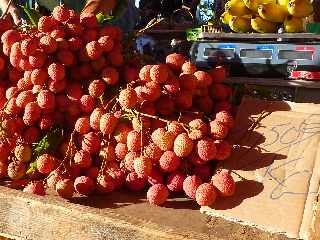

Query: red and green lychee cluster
0;6;237;208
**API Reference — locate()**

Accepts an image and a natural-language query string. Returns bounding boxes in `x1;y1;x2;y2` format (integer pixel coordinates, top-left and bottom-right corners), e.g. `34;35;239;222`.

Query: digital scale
190;32;320;80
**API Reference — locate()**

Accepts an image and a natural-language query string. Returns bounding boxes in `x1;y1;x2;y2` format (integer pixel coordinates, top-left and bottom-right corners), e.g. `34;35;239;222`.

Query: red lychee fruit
175;90;193;110
195;183;217;206
194;71;213;88
167;172;186;192
210;120;229;139
68;37;83;51
5;97;21;116
98;36;114;52
38;16;58;32
23;181;46;196
183;175;202;199
56;179;74;199
211;169;236;197
210;84;232;101
36;154;56;175
48;63;65;81
75;117;91;134
57;49;75;65
66;82;82;100
156;96;174;116
124;151;139;172
39;114;54;130
134;156;152;177
195;96;214;114
52;5;70;22
118;88;137;109
182;61;197;74
107;49;124;66
88;79;106;98
86;40;102;60
147;184;169;205
126;172;146;191
114;122;131;143
100;113;118;135
166;53;186;71
215;111;234;128
48;78;66;93
14;144;32;163
80;95;96;113
209;65;226;83
81;132;101;154
51;27;66;39
96;174;116;193
88;107;103;130
167;121;185;137
31;68;48;85
179;74;197;91
127;130;142;152
1;29;21;47
188;119;208;140
193;164;211;181
39;35;57;53
37;90;56;111
139;65;152;82
147;168;164;185
20;38;38;56
29;50;46;68
74;150;92;169
23;102;41;126
0;141;10;162
115;142;128;160
150;64;169;83
151;128;176;151
196;138;217;161
144;143;163;164
159;151;181;173
8;162;26;180
23;127;40;144
80;13;97;27
140;81;161;102
163;75;180;94
99;145;116;163
173;133;193;157
215;140;232;160
74;176;94;195
82;28;97;42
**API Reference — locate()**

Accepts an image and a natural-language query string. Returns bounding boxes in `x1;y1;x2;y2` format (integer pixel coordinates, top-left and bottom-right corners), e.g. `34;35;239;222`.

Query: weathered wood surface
0;186;294;240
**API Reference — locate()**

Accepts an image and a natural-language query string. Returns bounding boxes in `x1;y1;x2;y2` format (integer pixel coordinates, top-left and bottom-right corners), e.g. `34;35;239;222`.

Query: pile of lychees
0;5;237;208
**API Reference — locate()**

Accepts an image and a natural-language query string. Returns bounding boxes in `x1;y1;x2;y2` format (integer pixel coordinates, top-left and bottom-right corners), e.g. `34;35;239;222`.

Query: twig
231;170;246;181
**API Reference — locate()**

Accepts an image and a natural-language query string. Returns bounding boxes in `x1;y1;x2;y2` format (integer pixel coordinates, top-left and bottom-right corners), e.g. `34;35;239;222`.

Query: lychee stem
230;170;246;181
98;135;111;177
139;115;143;156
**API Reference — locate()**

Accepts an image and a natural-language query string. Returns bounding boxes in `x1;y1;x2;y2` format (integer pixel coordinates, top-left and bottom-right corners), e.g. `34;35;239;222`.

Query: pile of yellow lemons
220;0;313;33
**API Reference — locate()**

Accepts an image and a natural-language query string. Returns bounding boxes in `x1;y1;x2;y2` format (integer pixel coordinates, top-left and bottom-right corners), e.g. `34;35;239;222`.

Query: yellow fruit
229;16;252;33
258;3;288;22
243;0;276;12
251;16;278;33
277;0;289;7
225;0;251;16
220;11;233;24
284;15;304;32
287;0;313;17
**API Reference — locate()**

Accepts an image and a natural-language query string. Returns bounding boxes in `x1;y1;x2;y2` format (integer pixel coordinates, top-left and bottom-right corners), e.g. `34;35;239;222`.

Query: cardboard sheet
201;96;320;239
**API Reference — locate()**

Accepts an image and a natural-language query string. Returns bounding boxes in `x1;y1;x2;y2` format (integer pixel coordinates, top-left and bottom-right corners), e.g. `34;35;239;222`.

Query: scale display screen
278;50;313;60
239;49;272;59
204;48;235;58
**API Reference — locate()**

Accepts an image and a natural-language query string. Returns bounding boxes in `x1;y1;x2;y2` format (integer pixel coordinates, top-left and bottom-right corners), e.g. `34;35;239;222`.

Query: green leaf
96;12;114;24
21;4;41;26
26;161;37;175
32;126;64;158
186;27;202;41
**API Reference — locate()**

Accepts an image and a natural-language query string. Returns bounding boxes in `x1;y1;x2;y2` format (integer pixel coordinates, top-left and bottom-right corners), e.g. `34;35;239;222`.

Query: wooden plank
0;186;292;240
225;77;320;88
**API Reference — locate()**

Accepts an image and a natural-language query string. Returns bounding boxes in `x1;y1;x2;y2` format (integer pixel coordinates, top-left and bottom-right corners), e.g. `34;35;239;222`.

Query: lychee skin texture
194;71;213;88
183;175;202;199
127;130;142;152
56;179;74;199
124;151;139;172
23;102;41;126
8;162;26;180
74;150;92;169
159;151;181;173
214;140;232;160
101;67;119;85
134;156;152;177
215;111;234;128
118;88;137;109
75;117;91;134
150;64;169;83
173;133;194;158
182;61;197;74
195;183;217;206
39;35;57;54
147;184;169;206
196;138;217;161
86;41;102;60
100;113;118;135
90;107;104;131
23;181;46;196
166;53;186;71
144;143;163;164
48;63;65;81
139;65;152;82
167;172;186;192
98;36;114;52
115;143;128;160
97;174;116;193
211;169;236;197
167;121;184;137
210;121;229;139
52;5;70;22
37;90;56;111
88;79;106;98
31;68;48;85
36;154;55;175
114;123;131;143
74;176;94;195
14;144;32;163
81;132;101;154
16;90;35;108
188;119;208;140
179;74;197;91
151;128;175;151
126;172;146;191
80;95;96;113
